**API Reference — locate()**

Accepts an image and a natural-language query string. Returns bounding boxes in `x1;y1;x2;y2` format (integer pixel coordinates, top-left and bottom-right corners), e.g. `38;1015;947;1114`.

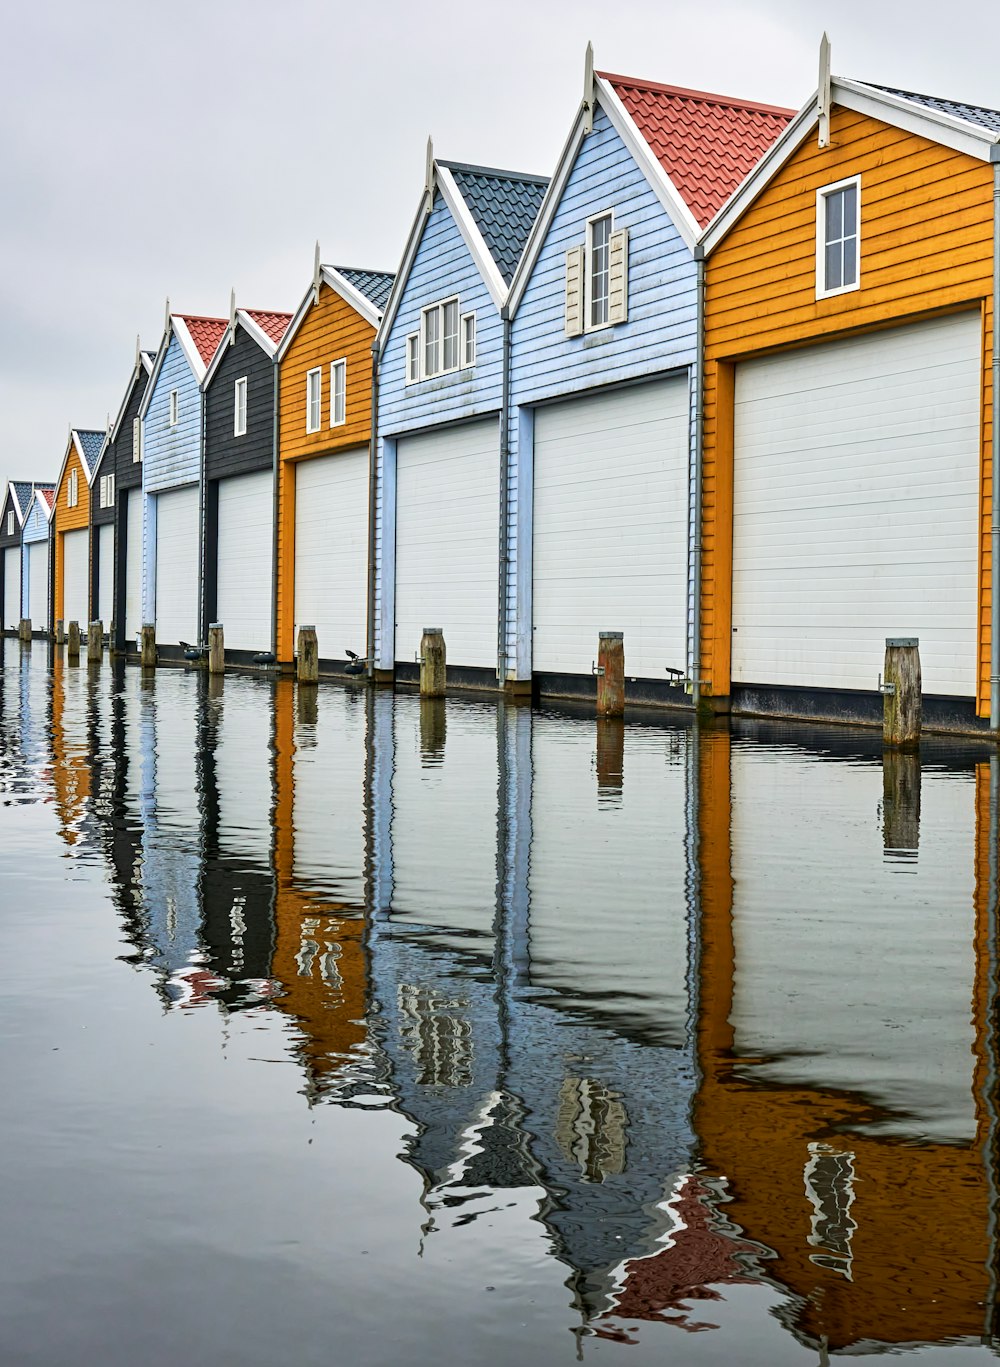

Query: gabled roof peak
598;70;795;119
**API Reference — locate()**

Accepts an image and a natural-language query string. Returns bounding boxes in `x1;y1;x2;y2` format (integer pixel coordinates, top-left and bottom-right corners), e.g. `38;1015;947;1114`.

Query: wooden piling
18;618;30;642
88;621;103;664
67;621;81;659
297;625;318;684
208;623;225;675
140;623;157;669
419;696;447;760
419;628;446;697
883;637;921;749
54;619;65;646
596;631;625;718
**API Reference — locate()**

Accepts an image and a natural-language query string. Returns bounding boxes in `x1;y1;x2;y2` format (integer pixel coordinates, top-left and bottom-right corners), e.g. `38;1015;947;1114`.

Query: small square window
462;313;476;367
330;360;346;426
234;377;247;436
817;177;860;298
132;416;142;463
306;368;322;433
168;390;179;426
406;333;420;384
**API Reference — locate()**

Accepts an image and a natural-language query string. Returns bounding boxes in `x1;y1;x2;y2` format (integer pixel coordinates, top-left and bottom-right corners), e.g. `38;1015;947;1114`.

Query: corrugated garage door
532;378;690;678
124;490;143;643
395;419;499;670
733;312;982;697
3;547;19;629
155;485;199;646
62;528;89;630
295;449;369;662
217;470;273;653
97;524;113;628
28;541;48;627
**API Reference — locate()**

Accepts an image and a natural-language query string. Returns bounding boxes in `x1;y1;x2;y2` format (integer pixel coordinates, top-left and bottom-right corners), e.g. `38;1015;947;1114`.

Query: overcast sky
2;0;997;487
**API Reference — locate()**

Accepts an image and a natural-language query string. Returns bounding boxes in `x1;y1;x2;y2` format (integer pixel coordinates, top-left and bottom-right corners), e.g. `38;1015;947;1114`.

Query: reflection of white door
732;312;981;696
28;541;48;626
215;680;272;865
154;485;199;645
62;527;89;628
532;377;689;678
98;523;114;626
394;419;499;670
294;449;369;663
3;546;20;628
125;490;143;641
217;470;273;652
293;687;367;903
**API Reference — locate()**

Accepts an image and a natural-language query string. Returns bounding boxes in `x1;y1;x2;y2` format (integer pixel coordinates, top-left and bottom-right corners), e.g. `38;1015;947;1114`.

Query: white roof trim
238;309;288;357
71;430;102;485
5;482;29;527
595;76;702;253
436;164;509;309
172;314;215;383
702;77;1000;255
27;486;54;526
375;189;434;353
274;267;383;364
507;106;589;318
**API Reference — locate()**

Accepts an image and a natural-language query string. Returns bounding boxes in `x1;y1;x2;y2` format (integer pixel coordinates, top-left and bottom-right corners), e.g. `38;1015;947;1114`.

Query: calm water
2;636;999;1365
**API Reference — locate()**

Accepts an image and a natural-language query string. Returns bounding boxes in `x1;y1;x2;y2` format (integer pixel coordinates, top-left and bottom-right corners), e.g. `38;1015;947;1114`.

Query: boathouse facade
21;486;54;635
53;429;104;635
1;482;33;632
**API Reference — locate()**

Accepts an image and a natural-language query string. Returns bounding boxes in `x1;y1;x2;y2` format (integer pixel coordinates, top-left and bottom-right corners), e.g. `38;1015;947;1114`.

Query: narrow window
306;367;322;433
68;468;78;508
330;359;346;426
168;389;179;426
6;512;13;536
442;299;459;371
109;473;115;504
132;416;142;463
423;305;441;378
98;476;105;508
234;377;247;436
406;333;420;384
462;313;476;367
817;177;860;297
588;213;612;328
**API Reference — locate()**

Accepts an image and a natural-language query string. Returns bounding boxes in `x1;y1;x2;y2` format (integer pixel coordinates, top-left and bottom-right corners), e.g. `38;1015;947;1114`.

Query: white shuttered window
330;359;346;426
306;368;321;433
132;416;142;463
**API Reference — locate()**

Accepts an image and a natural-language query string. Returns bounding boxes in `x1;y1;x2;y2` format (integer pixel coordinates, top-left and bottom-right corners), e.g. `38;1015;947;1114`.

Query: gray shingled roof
869;83;1000;134
333;267;395;312
441;161;550;285
12;482;33;520
75;429;106;475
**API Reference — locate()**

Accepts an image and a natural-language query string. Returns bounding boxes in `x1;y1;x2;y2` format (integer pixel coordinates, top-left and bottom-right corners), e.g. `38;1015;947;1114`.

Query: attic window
306;368;322;433
462;313;476;367
588;213;612;327
132;416;142;463
168;390;179;427
406;334;420;384
6;512;13;537
234;377;247;437
67;468;78;509
99;474;115;509
330;359;346;426
817;176;860;299
422;297;460;378
565;213;629;337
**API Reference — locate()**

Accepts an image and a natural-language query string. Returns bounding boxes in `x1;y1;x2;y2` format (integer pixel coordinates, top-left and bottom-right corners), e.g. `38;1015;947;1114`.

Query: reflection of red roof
174;314;228;366
600;73;794;228
244;309;293;346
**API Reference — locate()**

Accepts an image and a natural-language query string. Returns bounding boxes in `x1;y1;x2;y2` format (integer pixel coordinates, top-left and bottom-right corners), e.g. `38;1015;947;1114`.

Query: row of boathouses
6;44;1000;731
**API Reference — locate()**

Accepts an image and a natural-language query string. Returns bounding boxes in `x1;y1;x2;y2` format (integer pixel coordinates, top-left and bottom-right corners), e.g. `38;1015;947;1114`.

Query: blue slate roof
441;161;550;285
75;429;106;476
334;267;396;312
870;83;1000;134
12;482;33;520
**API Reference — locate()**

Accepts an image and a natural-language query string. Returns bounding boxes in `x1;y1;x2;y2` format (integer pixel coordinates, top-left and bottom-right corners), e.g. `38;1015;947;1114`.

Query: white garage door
28;540;48;627
295;449;369;662
733;312;982;697
97;524;113;628
3;546;19;629
124;490;143;642
532;378;690;678
217;470;273;653
395;419;499;670
155;485;200;646
62;527;89;630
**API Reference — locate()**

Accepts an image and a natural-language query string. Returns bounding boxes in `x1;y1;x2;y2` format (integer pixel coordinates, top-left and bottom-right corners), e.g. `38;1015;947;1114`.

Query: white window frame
67;468;78;509
99;473;115;510
132;416;142;463
6;511;13;536
816;174;861;300
406;333;420;385
585;210;614;332
234;376;247;436
168;389;179;427
330;359;346;427
421;296;461;379
461;312;476;367
306;367;322;433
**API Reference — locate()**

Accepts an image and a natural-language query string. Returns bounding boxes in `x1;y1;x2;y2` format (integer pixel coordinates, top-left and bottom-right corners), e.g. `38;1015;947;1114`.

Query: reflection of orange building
269;678;369;1097
49;654;91;848
689;730;992;1352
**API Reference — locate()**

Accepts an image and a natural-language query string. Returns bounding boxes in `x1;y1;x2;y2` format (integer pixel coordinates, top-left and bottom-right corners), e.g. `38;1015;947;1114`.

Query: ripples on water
1;637;999;1365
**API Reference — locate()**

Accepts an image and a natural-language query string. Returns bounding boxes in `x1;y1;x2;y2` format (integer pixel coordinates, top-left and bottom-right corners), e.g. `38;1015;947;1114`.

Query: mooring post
419;628;446;697
208;623;225;675
297;625;318;684
67;621;81;660
54;619;65;646
596;631;625;718
140;623;157;669
109;620;118;657
883;636;921;749
88;621;103;664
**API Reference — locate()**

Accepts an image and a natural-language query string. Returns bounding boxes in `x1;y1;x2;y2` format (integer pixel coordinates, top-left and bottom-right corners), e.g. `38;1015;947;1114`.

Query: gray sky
2;0;996;486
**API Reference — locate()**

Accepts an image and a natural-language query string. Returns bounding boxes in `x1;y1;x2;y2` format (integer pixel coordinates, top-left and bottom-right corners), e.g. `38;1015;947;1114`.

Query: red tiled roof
39;488;55;510
174;314;228;367
243;309;294;346
600;72;795;229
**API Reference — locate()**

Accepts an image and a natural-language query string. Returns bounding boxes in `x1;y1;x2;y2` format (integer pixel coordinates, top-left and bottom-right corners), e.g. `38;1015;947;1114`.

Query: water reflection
4;634;1000;1361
